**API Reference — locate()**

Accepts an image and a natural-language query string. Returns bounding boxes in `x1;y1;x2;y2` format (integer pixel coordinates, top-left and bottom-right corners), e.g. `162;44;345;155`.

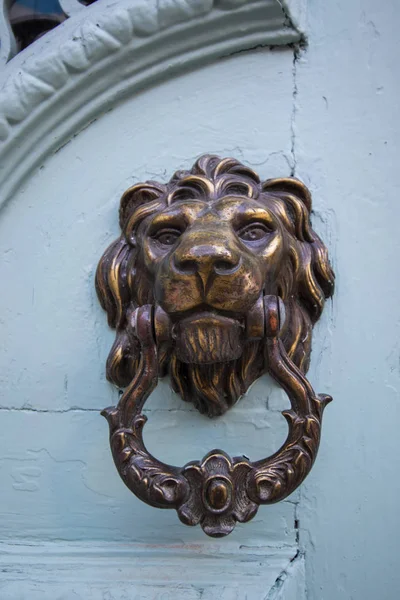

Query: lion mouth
173;312;244;365
168;303;246;321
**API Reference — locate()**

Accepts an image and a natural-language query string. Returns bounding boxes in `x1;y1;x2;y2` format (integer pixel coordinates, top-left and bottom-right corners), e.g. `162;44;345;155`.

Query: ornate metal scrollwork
96;155;334;537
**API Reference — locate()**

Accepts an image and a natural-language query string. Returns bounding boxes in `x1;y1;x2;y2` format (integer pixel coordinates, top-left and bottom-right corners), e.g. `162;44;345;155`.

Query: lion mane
96;155;334;416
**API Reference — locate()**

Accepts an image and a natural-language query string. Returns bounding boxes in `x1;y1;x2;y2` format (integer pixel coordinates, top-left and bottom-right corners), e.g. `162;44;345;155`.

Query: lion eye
154;228;182;246
238;222;270;242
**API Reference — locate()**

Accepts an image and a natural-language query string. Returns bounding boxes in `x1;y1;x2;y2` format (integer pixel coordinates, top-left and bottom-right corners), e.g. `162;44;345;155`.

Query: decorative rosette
178;450;258;537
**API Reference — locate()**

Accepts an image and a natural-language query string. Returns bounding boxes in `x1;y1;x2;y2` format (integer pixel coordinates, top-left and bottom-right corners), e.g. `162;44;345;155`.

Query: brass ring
102;297;331;538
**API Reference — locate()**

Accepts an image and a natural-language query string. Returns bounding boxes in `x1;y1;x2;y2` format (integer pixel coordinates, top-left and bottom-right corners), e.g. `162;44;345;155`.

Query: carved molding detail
0;0;302;208
0;0;17;65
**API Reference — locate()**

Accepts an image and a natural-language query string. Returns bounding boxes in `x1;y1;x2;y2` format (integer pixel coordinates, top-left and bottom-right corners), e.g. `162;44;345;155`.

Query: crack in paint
290;45;300;176
265;549;303;599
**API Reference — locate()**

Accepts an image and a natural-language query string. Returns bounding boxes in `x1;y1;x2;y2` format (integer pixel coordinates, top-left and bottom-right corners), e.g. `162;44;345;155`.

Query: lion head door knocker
96;155;334;537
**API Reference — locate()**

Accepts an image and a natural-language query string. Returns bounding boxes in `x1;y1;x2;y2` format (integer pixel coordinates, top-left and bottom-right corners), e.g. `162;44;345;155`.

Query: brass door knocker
96;155;334;538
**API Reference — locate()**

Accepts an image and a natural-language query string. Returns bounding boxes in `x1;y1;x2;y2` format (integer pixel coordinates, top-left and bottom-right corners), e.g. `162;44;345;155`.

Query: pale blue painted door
0;1;399;599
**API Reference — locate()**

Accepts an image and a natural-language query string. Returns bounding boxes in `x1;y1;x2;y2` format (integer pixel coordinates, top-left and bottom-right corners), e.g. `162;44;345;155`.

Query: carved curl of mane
96;155;334;415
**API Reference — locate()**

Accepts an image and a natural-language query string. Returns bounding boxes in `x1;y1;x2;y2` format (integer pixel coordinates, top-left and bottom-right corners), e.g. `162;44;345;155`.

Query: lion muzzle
152;295;270;366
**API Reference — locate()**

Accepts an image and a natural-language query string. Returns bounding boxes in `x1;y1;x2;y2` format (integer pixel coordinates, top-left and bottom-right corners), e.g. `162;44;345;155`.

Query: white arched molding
0;0;303;207
0;0;17;65
59;0;87;17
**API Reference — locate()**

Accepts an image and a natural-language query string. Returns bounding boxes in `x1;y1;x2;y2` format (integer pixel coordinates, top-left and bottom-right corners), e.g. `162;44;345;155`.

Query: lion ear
119;182;166;228
262;177;312;213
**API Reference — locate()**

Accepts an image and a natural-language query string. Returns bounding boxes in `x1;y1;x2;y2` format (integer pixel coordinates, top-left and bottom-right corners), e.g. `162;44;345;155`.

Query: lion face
137;194;287;363
96;155;334;417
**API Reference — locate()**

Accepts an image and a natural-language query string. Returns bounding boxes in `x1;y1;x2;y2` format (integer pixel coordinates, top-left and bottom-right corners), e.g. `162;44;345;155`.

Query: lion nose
174;244;241;278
